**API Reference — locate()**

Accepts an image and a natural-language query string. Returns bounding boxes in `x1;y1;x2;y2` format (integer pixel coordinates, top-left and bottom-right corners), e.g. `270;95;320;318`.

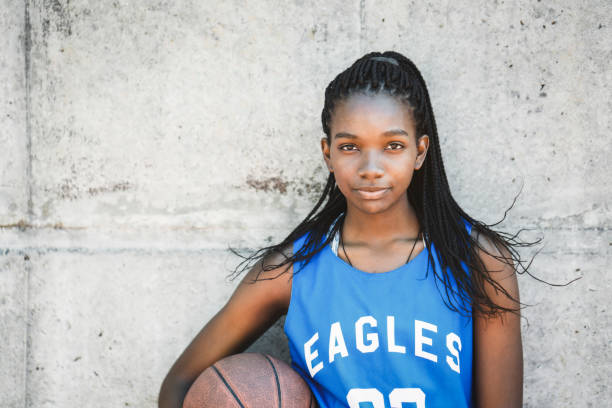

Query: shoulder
470;227;523;406
469;226;520;315
237;242;294;315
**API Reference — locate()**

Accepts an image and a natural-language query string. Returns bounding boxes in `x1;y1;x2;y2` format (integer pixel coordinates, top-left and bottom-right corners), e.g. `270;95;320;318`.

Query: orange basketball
183;352;317;408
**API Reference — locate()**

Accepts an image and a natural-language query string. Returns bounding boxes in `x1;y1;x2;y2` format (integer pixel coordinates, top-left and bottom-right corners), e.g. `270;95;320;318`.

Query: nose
358;149;384;180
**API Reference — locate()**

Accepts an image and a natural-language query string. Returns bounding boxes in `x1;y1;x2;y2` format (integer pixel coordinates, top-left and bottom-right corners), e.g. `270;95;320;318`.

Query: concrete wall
1;0;609;406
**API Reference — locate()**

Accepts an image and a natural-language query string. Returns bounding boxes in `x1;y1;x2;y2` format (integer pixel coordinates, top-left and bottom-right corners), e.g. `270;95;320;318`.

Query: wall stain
47;181;134;201
245;174;324;197
43;0;72;39
0;220;29;231
87;182;132;197
58;179;79;200
0;220;85;231
246;176;289;194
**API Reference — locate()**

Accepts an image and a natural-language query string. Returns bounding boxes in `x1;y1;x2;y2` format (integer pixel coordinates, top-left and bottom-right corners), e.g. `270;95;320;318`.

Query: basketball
182;352;317;408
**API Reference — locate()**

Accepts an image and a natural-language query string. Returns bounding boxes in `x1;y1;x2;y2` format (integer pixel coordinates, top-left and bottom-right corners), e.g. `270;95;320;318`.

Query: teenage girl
159;51;527;408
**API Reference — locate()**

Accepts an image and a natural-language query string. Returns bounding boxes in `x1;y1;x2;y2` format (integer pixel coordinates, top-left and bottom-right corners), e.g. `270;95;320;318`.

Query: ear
415;135;429;170
321;137;333;172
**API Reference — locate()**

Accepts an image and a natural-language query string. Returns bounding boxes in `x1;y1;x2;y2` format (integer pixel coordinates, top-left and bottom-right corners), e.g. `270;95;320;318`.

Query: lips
354;187;390;200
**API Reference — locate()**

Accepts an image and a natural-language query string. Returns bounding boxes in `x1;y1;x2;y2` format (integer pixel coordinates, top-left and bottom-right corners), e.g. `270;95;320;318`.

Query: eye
339;144;358;151
386;142;404;150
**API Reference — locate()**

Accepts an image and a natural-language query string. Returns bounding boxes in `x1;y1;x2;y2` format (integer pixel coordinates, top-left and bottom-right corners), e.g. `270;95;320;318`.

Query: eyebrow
333;129;410;140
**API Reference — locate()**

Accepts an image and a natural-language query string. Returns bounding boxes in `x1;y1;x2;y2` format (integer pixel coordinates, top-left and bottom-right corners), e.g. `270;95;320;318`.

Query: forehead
330;93;415;133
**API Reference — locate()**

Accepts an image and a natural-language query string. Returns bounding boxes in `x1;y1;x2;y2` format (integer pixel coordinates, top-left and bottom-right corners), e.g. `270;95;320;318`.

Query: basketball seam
211;364;246;408
263;354;282;408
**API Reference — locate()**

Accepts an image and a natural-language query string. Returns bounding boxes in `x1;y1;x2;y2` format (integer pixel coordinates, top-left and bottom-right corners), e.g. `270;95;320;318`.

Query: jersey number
346;387;425;408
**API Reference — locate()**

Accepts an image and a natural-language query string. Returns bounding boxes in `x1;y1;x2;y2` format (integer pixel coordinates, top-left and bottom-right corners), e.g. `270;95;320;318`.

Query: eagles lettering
303;315;462;377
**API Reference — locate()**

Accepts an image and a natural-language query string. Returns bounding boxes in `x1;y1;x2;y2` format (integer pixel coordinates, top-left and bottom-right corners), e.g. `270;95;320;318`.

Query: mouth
354;187;390;200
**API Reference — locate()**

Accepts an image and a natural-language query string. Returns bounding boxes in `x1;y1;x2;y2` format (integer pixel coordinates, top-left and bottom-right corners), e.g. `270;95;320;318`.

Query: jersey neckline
324;238;429;277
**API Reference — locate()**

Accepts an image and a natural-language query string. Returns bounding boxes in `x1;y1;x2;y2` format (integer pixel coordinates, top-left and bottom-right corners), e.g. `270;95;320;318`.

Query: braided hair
230;51;540;318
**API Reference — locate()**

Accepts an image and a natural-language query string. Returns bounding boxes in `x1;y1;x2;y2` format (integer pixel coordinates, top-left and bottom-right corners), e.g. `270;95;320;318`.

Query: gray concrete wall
1;0;609;406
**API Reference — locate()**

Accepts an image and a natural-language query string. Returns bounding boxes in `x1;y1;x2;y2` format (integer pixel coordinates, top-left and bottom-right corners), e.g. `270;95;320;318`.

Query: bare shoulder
469;227;520;314
232;242;294;315
470;226;523;407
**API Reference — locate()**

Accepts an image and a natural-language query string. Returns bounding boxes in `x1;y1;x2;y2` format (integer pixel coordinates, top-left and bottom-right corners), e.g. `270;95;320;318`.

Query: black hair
229;50;543;318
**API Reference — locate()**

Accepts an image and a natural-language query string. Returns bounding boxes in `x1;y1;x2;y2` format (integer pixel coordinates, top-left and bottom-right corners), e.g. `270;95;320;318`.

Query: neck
342;197;420;244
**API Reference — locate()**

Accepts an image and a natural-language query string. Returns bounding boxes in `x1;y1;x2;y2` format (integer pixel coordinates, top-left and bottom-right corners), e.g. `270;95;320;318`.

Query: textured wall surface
1;0;610;407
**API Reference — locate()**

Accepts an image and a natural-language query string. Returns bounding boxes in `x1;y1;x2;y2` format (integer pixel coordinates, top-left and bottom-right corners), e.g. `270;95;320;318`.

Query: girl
159;51;529;408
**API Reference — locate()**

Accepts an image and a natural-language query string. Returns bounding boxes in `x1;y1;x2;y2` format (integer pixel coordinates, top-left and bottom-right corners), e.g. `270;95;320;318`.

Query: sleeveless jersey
283;221;474;408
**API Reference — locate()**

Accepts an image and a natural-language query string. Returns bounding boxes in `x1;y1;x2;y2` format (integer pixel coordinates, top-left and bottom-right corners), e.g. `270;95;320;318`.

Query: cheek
389;160;417;188
333;167;353;192
404;169;416;188
331;161;356;195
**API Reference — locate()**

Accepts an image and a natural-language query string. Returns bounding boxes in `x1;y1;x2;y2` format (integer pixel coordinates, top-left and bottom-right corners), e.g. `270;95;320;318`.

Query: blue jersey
283;222;473;408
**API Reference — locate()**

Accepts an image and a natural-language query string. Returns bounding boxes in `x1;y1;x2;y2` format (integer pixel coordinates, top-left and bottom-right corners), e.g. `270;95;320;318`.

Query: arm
472;230;523;408
157;246;293;408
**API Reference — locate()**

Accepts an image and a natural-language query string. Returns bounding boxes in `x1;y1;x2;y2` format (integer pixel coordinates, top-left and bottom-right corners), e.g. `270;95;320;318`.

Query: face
321;92;429;215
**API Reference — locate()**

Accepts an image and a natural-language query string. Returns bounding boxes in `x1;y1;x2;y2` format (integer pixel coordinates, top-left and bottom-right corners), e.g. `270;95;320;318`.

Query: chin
349;193;409;215
353;200;393;215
